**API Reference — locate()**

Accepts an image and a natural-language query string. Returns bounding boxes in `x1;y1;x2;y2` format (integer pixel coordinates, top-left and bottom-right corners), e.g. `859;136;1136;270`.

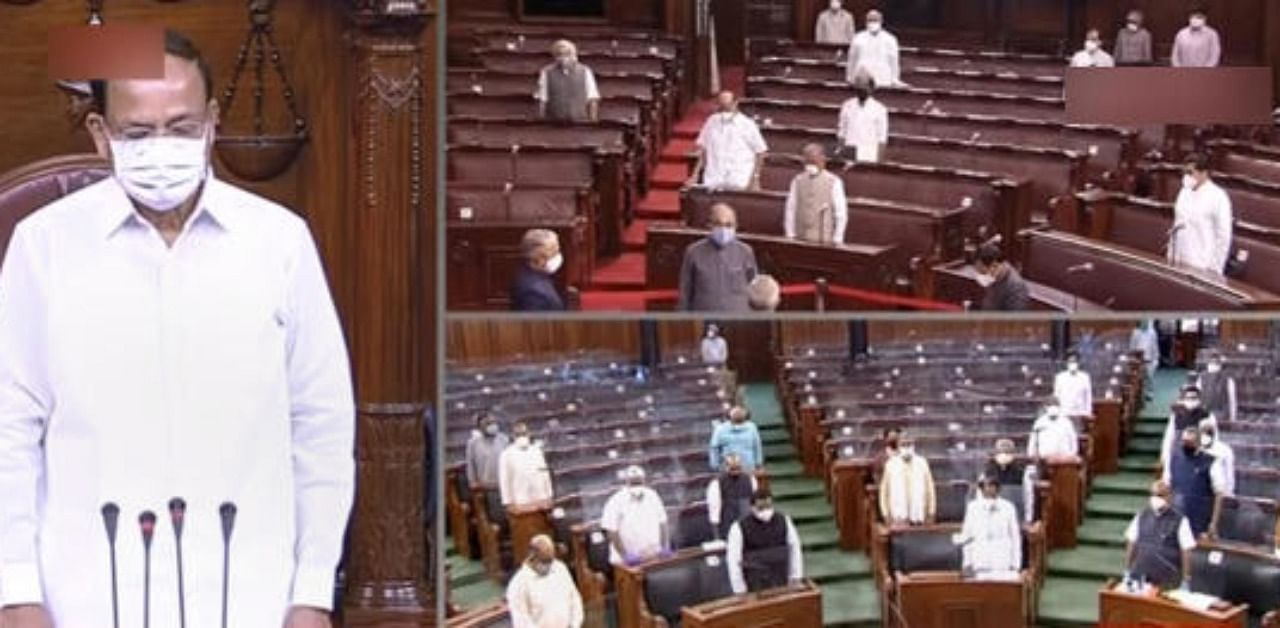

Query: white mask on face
1183;174;1199;190
900;446;914;460
484;423;499;436
867;22;882;34
975;272;995;288
830;0;841;11
995;453;1014;466
1200;434;1214;447
630;486;646;499
1150;496;1167;512
515;435;531;448
1206;363;1222;373
1128;22;1140;31
804;164;820;176
1067;362;1079;374
543;252;564;274
1184;399;1200;409
1190;17;1205;29
109;128;210;212
1085;40;1100;52
754;508;774;522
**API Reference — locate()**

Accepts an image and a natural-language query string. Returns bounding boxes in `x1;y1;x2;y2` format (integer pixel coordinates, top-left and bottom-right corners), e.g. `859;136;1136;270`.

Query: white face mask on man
543;252;564;275
109;127;210;212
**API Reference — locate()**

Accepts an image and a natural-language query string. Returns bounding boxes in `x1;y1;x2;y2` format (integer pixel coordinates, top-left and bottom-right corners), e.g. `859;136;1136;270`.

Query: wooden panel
867;320;1053;343
446;320;644;363
780;320;850;351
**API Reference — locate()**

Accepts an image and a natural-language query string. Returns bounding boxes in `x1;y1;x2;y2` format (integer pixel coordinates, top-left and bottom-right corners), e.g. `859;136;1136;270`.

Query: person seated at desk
879;434;937;526
1053;351;1093;420
601;465;670;567
1124;480;1197;590
957;475;1022;577
511;229;566;312
783;143;848;244
707;452;758;540
726;489;804;594
499;421;555;508
973;242;1029;312
466;411;509;491
677;203;758;313
507;534;585;628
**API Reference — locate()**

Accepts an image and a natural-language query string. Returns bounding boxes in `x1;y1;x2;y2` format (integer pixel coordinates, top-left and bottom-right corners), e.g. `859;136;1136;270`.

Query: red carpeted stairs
580;67;744;311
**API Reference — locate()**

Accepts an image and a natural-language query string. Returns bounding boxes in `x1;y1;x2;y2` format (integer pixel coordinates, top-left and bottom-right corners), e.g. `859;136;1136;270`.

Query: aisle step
1085;492;1147;519
1092;473;1154;496
1036;576;1103;626
821;579;881;627
796;520;842;551
1048;545;1127;579
806;550;872;583
1075;517;1131;548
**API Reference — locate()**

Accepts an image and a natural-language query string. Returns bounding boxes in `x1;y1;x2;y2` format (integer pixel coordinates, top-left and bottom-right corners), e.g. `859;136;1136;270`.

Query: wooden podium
888;571;1031;628
1042;455;1083;548
507;501;553;564
681;581;823;628
1098;582;1247;628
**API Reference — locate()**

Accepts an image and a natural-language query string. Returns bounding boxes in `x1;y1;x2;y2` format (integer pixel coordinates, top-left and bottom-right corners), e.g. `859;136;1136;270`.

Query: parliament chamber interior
446;0;1280;313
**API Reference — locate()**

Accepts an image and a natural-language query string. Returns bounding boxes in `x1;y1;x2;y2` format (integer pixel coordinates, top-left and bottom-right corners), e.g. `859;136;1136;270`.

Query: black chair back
642;552;734;625
890;528;963;574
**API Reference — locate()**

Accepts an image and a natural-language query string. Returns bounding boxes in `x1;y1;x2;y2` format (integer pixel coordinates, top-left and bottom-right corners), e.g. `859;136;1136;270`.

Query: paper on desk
972;570;1020;582
1166;589;1217;612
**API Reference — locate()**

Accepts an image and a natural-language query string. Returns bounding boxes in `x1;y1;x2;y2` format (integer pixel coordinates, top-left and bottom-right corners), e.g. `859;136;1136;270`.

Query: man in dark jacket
1124;480;1197;589
511;228;566;311
974;242;1028;311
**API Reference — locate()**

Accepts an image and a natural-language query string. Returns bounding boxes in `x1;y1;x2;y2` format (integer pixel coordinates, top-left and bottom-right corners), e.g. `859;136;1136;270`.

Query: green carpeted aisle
1036;368;1184;627
447;545;504;609
742;384;881;627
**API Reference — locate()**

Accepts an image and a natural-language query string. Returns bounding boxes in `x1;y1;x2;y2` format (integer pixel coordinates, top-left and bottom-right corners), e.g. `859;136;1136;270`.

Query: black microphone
101;502;121;628
139;510;157;628
219;502;238;628
168;498;188;628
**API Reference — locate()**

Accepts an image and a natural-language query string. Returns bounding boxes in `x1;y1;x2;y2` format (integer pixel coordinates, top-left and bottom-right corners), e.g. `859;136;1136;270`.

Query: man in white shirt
1129;320;1160;390
691;91;769;190
1196;352;1237;423
725;490;804;594
1124;481;1197;590
536;39;600;123
1171;10;1222;68
1070;29;1116;67
814;0;856;45
957;476;1022;575
707;453;758;539
499;422;555;508
1053;352;1093;419
846;10;902;88
700;323;728;366
1169;153;1233;275
836;77;889;163
506;534;584;628
1194;419;1235;496
0;31;353;628
600;466;669;566
879;436;937;525
1027;402;1079;459
784;143;848;243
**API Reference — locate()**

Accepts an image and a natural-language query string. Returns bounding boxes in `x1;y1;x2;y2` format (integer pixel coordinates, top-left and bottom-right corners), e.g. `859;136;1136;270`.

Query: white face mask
1150;496;1167;512
994;453;1014;466
1085;40;1100;52
1184;399;1200;409
1046;406;1061;418
830;1;842;10
1190;17;1205;29
515;435;531;448
900;446;914;459
543;252;564;274
1183;174;1199;190
1067;363;1079;373
109;129;210;212
556;54;574;67
804;164;821;176
629;486;646;499
1127;22;1140;31
974;272;995;288
1206;363;1222;373
1200;434;1214;447
484;423;499;436
754;508;774;522
867;22;882;34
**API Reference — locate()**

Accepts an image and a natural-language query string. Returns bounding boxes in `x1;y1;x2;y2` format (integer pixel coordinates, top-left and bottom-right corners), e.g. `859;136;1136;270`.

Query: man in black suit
511;229;566;311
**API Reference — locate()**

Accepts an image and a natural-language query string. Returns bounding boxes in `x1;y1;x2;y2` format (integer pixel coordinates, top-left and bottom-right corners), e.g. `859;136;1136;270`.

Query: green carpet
447;547;505;610
1036;368;1183;627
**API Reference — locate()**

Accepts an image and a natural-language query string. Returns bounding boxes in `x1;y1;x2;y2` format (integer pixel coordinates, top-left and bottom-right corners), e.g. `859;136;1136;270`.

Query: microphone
1066;262;1095;274
219;502;238;628
168;498;188;628
139;510;157;628
101;503;121;628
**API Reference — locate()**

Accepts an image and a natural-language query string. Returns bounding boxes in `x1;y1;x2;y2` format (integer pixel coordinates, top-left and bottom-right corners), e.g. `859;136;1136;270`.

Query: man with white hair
507;534;584;628
690;91;768;190
846;10;901;87
536;39;600;122
815;0;856;45
600;466;669;566
784;143;848;244
511;229;565;311
747;275;781;312
700;323;728;366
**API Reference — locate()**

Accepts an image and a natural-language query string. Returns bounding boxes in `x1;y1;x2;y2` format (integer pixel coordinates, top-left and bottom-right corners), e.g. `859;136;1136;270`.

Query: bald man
846;10;901;87
506;534;584;628
747;275;781;311
536;39;600;122
677;204;758;312
784;143;848;243
1124;481;1196;590
691;91;768;190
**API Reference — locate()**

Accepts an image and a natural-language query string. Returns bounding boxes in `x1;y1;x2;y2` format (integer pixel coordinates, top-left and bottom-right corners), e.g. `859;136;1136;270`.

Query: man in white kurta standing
1027;401;1079;459
0;31;354;628
957;476;1022;576
506;534;584;628
691;91;768;191
836;75;889;163
499;422;555;508
845;10;902;88
1052;352;1093;421
600;466;669;567
814;0;856;46
1168;153;1233;275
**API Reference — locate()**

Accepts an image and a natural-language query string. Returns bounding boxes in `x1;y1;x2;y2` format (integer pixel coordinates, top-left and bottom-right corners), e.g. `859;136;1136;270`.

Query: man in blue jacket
511;229;566;311
709;406;764;472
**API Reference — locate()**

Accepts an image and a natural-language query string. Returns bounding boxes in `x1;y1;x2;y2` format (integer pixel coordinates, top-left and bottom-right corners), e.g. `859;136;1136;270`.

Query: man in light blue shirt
709;406;764;471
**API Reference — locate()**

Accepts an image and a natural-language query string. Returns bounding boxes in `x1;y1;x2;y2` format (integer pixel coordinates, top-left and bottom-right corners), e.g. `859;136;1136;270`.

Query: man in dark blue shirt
511;228;566;311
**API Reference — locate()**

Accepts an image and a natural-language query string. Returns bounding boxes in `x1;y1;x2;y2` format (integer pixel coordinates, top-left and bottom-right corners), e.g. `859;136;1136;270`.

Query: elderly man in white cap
600;465;670;567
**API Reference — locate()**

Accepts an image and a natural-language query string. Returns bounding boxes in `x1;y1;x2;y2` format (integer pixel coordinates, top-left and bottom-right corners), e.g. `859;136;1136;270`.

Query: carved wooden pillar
341;1;437;626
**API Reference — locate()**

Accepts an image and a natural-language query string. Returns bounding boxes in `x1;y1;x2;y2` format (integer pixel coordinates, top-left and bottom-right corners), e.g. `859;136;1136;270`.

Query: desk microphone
100;503;121;628
138;510;157;628
168;498;188;628
219;502;238;628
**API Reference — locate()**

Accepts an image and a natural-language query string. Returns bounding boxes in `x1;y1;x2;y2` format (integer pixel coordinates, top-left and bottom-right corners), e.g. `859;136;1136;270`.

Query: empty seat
642;552;734;626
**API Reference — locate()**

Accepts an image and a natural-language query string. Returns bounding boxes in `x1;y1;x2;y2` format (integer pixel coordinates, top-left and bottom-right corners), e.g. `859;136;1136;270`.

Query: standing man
700;323;729;366
506;534;585;628
1070;29;1116;67
1160;386;1213;465
784;143;848;244
1162;427;1224;536
709;406;765;472
836;76;889;163
1130;320;1160;397
725;490;804;593
706;453;758;540
511;229;566;311
1197;352;1237;423
499;422;555;508
879;435;937;526
600;466;670;567
466;412;510;490
690;91;769;191
1197;419;1235;496
536;39;600;123
1053;352;1094;421
846;10;902;88
1171;10;1222;68
815;0;856;46
957;476;1023;576
1169;154;1233;276
974;243;1029;311
1028;401;1080;459
0;30;354;627
1124;481;1197;590
1114;9;1153;66
677;204;758;312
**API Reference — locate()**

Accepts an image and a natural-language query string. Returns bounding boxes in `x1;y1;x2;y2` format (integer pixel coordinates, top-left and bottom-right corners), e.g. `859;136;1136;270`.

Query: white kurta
784;171;849;241
1203;440;1236;496
600;487;668;565
1169;179;1233;275
506;561;584;628
0;176;355;626
725;515;804;594
696;113;768;190
815;9;856;45
960;498;1022;573
701;336;728;365
837;97;889;162
1028;414;1079;458
879;455;936;523
1069;49;1116;67
1129;328;1160;378
499;443;555;506
1053;370;1094;417
1159;411;1218;464
706;475;759;526
846;30;901;87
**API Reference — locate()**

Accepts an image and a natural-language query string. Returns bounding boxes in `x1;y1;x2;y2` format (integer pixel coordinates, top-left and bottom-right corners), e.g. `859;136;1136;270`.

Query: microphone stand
100;503;121;628
169;498;188;628
219;502;238;628
138;511;157;628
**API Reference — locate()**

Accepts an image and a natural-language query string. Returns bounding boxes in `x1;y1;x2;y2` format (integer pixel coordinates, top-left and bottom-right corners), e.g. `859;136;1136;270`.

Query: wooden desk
1099;583;1247;628
507;502;553;564
682;582;822;628
890;571;1031;628
1042;456;1083;549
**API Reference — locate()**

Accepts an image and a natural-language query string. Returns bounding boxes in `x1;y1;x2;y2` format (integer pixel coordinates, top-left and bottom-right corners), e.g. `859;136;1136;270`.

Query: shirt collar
100;172;236;239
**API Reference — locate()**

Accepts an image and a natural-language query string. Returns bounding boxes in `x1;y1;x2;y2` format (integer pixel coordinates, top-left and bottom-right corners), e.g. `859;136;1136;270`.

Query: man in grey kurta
466;412;510;489
536;39;601;122
678;203;758;312
1171;11;1222;68
1114;10;1153;65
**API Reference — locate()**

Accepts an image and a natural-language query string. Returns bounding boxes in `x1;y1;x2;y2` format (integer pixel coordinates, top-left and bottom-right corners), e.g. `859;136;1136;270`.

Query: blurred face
1189;14;1206;29
1085;34;1101;51
804;147;826;169
753;498;774;520
717;92;736;114
529;540;555;575
1182;393;1201;409
981;482;999;499
553;43;575;65
1181;431;1199;452
866;12;883;32
709;206;737;230
726;458;742;475
1127;12;1143;28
